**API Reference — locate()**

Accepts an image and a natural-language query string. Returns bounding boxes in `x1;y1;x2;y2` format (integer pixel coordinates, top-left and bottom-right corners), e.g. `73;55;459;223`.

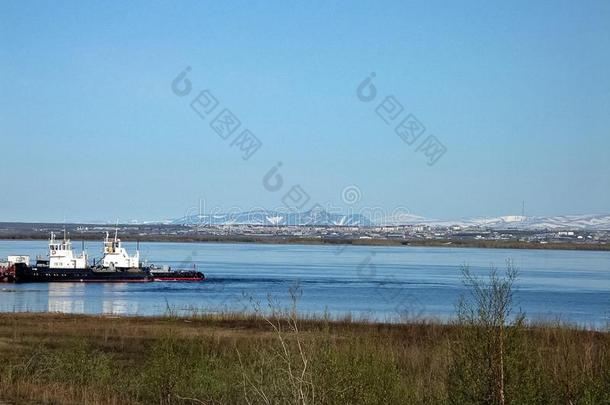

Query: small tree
449;259;524;405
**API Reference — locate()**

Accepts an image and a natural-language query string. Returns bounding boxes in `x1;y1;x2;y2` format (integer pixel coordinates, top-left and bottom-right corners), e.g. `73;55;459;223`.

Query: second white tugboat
99;230;204;281
101;230;141;270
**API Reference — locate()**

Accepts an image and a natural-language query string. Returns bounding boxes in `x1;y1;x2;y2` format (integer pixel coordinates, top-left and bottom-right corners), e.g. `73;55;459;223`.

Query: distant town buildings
1;222;607;247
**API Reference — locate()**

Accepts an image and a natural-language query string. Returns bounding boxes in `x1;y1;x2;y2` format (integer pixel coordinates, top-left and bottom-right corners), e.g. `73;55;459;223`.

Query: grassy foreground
0;311;608;405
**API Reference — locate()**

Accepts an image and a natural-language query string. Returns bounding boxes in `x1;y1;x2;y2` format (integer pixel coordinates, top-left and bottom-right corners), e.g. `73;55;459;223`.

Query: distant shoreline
1;233;608;251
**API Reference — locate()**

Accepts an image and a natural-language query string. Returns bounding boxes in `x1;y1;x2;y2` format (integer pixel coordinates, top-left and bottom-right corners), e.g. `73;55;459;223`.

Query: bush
448;260;523;405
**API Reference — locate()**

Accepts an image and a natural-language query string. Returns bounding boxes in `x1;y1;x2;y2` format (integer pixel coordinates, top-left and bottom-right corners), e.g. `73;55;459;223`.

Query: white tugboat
48;231;89;269
98;230;203;280
101;230;140;270
8;231;89;272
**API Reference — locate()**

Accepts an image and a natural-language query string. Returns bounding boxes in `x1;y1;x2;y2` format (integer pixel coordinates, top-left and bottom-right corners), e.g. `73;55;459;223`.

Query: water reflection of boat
48;283;85;313
103;298;137;315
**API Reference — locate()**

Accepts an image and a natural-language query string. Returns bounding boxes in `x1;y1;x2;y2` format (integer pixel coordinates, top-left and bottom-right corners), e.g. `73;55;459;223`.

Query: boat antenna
114;219;119;242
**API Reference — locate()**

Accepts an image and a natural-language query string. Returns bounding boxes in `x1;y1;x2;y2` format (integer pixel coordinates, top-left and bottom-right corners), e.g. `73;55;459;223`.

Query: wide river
1;240;608;327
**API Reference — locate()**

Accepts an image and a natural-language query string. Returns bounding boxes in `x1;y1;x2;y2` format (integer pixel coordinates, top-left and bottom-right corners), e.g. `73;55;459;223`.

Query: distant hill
381;213;610;230
171;209;610;230
172;207;373;227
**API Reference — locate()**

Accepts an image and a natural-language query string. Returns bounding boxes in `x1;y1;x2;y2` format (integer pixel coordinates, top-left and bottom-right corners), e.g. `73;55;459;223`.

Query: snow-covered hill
383;214;610;230
171;210;610;230
172;208;373;227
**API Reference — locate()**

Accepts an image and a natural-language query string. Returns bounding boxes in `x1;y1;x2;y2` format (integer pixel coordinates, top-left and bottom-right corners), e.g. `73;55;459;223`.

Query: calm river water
1;240;608;327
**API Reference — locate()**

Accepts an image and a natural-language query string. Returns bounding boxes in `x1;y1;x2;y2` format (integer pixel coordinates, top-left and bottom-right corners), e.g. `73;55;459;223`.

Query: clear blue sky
1;0;609;223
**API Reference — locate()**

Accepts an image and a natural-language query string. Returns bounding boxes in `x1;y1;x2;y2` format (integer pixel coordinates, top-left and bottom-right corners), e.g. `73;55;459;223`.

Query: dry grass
0;311;607;405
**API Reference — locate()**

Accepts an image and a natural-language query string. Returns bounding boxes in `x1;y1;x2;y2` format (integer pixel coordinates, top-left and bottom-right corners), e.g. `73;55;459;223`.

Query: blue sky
1;0;609;223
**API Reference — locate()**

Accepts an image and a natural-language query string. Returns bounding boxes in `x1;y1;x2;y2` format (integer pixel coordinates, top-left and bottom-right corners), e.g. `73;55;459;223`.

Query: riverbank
1;233;609;251
0;312;607;404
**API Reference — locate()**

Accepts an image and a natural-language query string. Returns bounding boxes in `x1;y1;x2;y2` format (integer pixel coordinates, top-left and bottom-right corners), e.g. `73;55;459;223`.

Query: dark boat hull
14;263;151;283
11;264;206;283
